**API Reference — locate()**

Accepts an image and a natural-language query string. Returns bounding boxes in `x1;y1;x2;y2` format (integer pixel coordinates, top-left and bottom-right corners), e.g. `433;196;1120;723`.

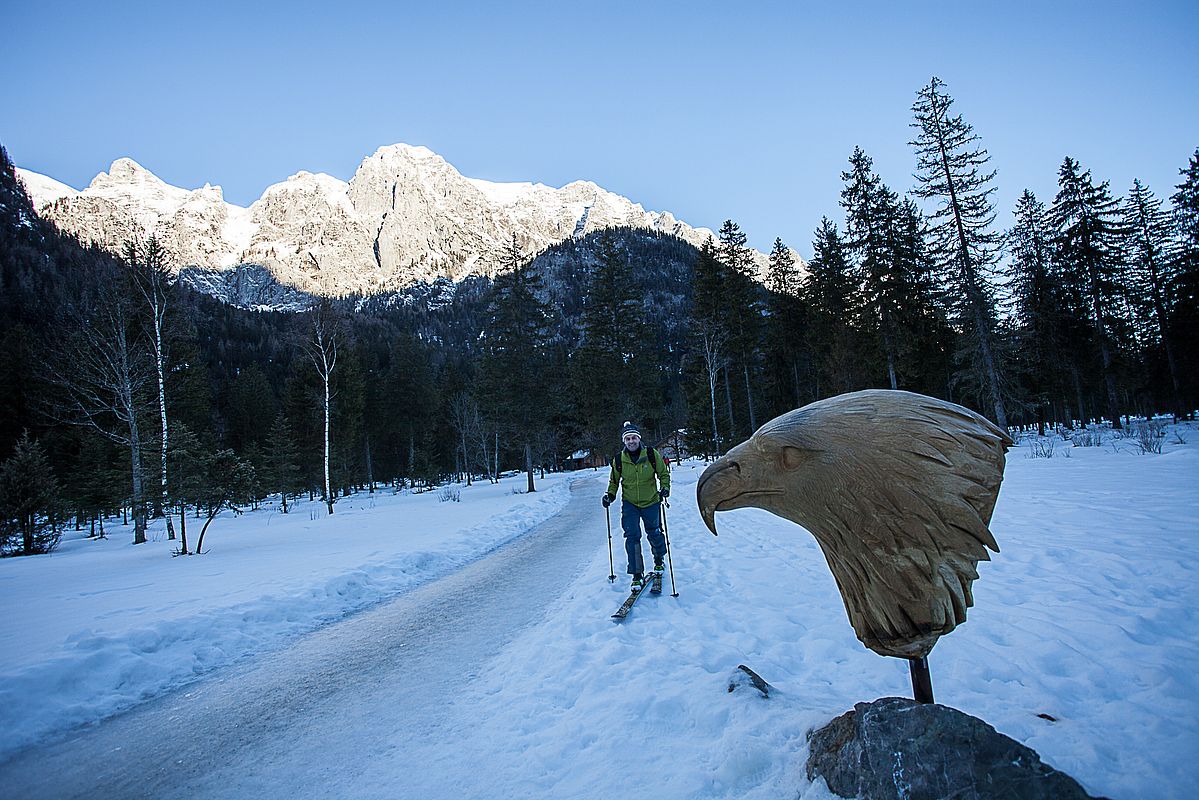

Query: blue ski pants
622;499;666;575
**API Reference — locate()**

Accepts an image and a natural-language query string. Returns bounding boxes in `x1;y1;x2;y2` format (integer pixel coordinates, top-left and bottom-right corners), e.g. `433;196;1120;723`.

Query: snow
259;170;355;216
2;428;1197;799
14;168;78;205
88;157;193;222
465;177;543;206
0;475;575;756
218;203;255;267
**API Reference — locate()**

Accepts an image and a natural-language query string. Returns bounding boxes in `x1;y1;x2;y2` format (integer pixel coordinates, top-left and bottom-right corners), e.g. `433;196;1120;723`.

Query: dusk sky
4;0;1197;255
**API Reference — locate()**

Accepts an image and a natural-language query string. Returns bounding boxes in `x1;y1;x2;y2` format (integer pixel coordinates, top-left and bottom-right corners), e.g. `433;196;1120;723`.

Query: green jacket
606;447;670;508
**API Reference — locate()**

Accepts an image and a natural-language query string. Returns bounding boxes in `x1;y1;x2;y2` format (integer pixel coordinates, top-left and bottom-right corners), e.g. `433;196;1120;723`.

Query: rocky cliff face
17;144;753;299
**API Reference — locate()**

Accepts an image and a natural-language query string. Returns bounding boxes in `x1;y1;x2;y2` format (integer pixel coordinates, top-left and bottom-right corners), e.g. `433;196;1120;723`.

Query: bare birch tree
45;289;154;544
304;300;339;515
124;235;178;540
449;392;476;486
700;323;728;460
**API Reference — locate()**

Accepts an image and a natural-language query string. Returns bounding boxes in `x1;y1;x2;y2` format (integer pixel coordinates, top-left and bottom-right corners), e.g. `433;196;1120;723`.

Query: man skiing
602;421;670;591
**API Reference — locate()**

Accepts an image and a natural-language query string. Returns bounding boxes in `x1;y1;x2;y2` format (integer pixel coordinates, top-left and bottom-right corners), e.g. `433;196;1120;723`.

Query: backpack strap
614;447;657;474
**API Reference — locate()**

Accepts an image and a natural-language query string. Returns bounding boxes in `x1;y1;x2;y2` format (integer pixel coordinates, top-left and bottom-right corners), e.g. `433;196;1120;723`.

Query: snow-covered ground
2;427;1197;799
0;473;577;756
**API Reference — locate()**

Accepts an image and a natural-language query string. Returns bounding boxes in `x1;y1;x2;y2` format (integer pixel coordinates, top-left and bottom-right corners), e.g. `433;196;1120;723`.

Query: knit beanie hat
621;421;641;439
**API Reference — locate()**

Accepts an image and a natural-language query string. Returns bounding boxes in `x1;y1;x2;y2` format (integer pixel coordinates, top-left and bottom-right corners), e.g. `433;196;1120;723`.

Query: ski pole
662;499;679;598
606;503;616;582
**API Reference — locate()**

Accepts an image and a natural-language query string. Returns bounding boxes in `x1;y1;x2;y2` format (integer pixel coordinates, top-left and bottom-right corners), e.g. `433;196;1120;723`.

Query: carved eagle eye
781;446;807;470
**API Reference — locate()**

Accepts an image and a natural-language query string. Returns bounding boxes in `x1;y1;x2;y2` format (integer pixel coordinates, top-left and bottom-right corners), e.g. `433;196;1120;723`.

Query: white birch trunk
153;312;176;539
323;360;333;514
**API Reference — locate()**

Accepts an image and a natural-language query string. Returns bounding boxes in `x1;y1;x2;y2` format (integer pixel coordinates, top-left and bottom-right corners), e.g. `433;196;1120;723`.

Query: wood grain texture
697;390;1012;659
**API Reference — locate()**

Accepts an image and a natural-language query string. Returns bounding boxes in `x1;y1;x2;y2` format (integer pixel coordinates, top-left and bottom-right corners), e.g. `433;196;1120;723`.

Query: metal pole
908;657;934;704
662;500;679;597
606;503;616;582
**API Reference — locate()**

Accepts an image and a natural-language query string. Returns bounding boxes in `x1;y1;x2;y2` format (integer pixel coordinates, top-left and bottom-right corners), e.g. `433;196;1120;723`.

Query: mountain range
17;144;769;301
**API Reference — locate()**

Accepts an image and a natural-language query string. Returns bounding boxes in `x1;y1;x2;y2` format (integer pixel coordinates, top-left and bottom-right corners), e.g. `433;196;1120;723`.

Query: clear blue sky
4;0;1196;256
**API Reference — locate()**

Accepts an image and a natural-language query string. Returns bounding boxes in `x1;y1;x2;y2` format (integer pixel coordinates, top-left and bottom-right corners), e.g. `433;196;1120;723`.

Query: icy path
0;479;607;800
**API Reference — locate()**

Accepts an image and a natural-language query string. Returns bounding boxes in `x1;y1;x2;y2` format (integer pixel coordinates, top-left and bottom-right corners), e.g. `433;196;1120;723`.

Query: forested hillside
2;77;1197;556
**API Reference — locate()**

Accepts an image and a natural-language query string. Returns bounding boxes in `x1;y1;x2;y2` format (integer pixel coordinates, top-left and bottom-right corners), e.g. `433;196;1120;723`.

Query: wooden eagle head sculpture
697;390;1012;660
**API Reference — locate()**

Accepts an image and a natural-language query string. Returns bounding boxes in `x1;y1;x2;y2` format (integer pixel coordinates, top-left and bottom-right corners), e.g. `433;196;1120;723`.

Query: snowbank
0;473;576;756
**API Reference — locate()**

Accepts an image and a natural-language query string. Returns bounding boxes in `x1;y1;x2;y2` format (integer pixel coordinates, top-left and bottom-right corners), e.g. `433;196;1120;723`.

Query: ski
650;569;663;595
611;577;653;621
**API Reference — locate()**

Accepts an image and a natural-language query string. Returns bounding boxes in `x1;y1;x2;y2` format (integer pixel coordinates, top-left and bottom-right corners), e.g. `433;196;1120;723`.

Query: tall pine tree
840;148;910;390
572;230;650;456
1123;179;1184;415
686;239;729;457
717;220;763;435
910;77;1008;427
805;217;860;396
763;237;807;413
478;233;552;492
1170;148;1199;414
1050;157;1129;427
1008;190;1069;428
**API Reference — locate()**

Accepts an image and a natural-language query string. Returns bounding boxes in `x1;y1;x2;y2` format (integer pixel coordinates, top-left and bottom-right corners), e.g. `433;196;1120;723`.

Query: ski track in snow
0;435;1197;799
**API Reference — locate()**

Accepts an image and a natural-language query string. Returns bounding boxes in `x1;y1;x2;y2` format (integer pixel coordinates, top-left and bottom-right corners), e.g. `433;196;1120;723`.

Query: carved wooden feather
697;390;1012;659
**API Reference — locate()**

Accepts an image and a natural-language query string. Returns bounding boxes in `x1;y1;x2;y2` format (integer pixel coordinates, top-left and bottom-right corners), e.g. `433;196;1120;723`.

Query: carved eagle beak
698;446;789;537
697;456;749;536
697;459;732;536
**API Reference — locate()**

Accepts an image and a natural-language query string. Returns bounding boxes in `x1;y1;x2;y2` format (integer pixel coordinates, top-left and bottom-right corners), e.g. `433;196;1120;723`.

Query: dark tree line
1;80;1196;555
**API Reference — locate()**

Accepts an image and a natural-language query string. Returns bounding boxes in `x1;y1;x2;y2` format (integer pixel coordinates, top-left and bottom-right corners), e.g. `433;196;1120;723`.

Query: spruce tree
764;237;807;412
894;197;955;398
1123;179;1184;415
478;233;552;492
377;334;437;486
262;413;301;513
910;77;1008;427
1170;148;1199;413
66;431;127;539
1008;190;1067;428
167;421;204;554
0;432;63;556
841;148;905;390
1050;157;1129;427
225;364;277;452
281;358;324;500
686;239;729;457
805;218;859;395
573;230;649;455
717;220;763;434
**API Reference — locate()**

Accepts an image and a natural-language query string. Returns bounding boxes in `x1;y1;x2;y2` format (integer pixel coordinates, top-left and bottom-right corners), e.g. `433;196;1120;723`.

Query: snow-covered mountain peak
15;168;78;204
371;142;441;162
259;171;353;214
85;158;191;223
90;157;172;192
20;143;777;301
465;178;544;207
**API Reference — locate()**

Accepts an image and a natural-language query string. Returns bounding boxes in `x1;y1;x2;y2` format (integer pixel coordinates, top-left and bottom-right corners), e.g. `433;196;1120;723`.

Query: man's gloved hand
660;488;670;499
601;493;613;508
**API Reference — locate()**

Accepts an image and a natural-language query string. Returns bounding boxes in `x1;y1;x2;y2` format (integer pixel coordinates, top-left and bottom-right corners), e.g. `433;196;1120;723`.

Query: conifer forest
2;79;1197;557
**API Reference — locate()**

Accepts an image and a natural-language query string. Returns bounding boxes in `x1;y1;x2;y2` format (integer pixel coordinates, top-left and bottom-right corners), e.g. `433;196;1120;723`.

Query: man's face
623;433;641;449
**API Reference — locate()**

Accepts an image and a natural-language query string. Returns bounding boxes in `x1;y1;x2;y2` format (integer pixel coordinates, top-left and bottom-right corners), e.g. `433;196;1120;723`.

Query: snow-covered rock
17;144;760;300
